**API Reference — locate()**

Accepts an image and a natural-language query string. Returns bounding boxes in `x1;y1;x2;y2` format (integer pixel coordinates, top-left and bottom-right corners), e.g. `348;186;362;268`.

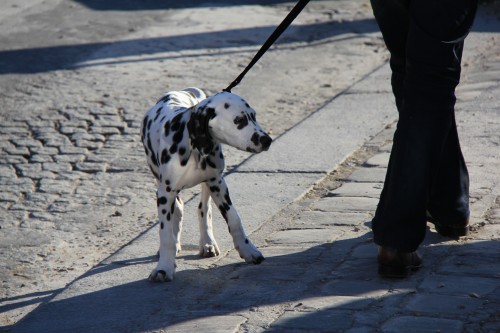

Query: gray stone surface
1;1;500;333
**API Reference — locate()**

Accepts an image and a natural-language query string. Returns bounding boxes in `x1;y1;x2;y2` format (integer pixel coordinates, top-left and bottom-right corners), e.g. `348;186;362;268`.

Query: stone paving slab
237;78;396;173
328;182;383;198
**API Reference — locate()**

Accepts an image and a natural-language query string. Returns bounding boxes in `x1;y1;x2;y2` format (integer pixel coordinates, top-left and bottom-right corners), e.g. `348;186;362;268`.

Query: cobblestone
74;162;108;173
52;154;86;163
41;162;72;173
38;179;76;195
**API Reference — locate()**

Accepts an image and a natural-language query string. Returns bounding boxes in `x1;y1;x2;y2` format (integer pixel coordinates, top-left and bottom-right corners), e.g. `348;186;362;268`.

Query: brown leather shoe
377;247;422;278
426;211;470;239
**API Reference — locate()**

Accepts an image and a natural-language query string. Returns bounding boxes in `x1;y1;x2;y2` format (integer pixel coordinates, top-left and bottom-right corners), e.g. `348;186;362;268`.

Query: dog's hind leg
198;183;220;257
207;177;264;264
172;196;184;254
149;189;178;282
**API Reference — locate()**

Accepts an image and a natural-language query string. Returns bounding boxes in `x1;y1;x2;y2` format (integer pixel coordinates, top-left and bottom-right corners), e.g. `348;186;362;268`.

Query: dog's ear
188;106;216;155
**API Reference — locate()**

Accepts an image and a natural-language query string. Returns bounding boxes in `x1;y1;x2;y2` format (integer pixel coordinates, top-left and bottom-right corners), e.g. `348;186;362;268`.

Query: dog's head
188;91;272;154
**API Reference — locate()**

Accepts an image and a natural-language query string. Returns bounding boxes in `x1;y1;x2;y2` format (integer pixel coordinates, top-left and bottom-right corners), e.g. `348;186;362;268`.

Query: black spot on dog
245;238;249;244
167;213;171;221
201;159;207;170
224;190;232;206
150;152;158;167
171;114;183;132
170;202;175;214
166;186;171;192
224;103;230;109
161;222;164;229
158;94;171;104
210;186;220;193
147;119;153;131
179;147;186;155
165;180;170;185
173;129;184;144
206;157;216;169
142;116;149;135
162;209;166;215
187;106;216;154
180;159;189;166
234;115;249;130
161;149;170;164
147;137;153;151
169;143;178;154
164;121;171;137
157;196;167;206
198;202;202;209
154;108;162;121
219;204;228;222
251;132;260;146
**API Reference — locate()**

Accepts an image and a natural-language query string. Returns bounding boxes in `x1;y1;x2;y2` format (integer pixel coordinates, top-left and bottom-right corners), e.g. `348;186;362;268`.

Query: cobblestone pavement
5;60;500;332
1;1;500;332
0;0;389;318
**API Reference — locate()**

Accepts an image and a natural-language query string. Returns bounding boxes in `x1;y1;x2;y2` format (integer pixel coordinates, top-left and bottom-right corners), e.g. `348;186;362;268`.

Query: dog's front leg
208;177;264;264
149;190;178;282
198;183;220;257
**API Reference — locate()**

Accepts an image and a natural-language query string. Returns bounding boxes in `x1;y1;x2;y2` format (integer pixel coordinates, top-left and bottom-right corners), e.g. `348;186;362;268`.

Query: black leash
223;0;310;93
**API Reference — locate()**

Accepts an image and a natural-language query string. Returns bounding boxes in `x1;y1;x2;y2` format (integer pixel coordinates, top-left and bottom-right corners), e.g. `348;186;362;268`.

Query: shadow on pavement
73;0;295;11
3;3;496;76
5;230;499;332
0;18;378;75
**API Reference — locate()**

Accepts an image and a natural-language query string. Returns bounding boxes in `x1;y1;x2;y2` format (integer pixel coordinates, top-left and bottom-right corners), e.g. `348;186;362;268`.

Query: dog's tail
183;87;206;102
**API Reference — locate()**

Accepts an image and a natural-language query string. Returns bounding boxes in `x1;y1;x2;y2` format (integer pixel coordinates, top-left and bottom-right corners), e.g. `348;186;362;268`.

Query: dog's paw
148;266;175;282
237;240;265;265
244;252;265;265
199;243;220;258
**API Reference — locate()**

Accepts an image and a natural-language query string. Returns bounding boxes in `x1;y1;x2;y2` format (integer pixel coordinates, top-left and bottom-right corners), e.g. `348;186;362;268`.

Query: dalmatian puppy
141;87;272;282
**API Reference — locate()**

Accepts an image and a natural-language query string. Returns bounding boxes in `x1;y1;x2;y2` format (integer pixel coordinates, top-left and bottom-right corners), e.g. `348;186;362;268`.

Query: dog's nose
259;135;272;151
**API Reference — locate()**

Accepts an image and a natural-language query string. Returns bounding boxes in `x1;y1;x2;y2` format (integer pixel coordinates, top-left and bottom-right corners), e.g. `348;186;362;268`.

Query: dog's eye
233;115;249;129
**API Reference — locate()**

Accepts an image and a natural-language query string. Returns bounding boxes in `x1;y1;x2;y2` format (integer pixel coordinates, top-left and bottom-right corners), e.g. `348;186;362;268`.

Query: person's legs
370;0;477;257
427;112;470;235
370;0;409;112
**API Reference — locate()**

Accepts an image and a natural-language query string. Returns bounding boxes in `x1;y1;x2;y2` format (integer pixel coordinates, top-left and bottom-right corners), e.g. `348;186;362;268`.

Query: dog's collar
187;105;216;156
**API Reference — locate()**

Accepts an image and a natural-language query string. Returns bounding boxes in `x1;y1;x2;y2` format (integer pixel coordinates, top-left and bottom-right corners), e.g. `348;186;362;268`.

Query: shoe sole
378;264;421;279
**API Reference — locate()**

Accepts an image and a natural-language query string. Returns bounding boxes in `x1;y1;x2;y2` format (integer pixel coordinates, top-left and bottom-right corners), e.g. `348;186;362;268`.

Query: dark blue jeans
370;0;478;251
